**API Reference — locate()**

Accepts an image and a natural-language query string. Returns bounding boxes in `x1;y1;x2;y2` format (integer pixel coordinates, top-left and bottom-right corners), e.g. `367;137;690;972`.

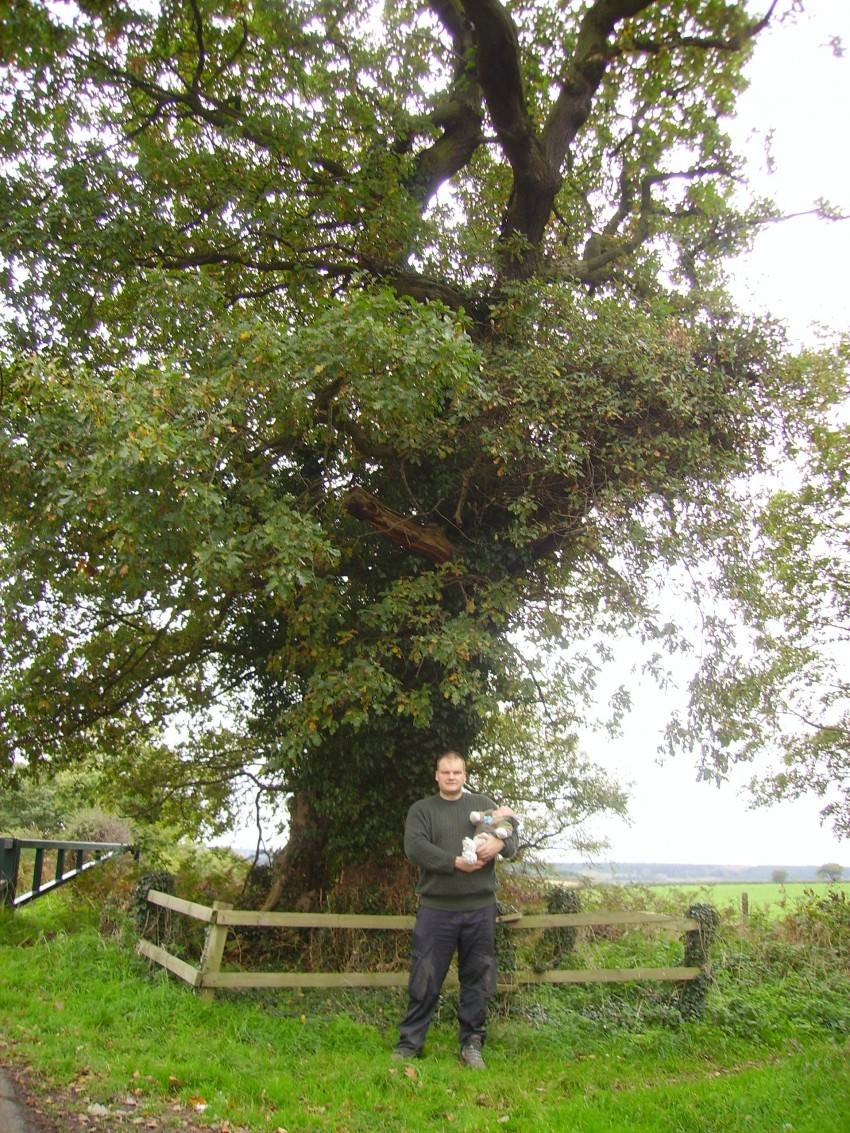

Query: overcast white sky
582;0;850;867
729;0;850;340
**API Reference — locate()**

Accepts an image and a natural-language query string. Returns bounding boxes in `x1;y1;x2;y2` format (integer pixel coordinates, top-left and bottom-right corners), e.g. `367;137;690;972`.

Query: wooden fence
137;889;707;998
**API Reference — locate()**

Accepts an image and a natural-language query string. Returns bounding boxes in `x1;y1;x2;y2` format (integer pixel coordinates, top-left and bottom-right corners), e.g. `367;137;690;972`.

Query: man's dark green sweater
404;791;519;910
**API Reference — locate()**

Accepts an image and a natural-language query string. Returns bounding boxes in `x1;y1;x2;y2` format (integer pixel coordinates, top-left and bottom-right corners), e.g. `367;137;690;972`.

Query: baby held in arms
461;806;517;864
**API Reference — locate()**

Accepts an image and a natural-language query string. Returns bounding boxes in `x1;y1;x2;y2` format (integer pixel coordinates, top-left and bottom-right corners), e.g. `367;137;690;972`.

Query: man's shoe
391;1044;419;1061
460;1037;486;1069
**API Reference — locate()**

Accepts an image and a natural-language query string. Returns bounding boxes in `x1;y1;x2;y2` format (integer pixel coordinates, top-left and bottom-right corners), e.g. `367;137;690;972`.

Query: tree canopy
667;415;850;836
1;0;846;900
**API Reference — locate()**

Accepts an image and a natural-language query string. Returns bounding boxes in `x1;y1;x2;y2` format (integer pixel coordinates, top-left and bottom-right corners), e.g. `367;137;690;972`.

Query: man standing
393;750;518;1069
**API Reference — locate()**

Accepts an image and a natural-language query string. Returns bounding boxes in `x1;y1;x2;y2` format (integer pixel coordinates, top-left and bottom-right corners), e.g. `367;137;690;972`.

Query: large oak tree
1;0;844;902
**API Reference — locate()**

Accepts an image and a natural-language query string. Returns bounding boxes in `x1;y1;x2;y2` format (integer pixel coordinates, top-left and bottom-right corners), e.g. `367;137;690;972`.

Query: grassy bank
1;882;849;1132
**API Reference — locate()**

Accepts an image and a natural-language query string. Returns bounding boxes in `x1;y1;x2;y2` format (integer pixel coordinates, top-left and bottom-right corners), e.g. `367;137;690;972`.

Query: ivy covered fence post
530;884;583;972
495;900;520;977
679;902;720;1019
132;871;175;946
546;884;582;957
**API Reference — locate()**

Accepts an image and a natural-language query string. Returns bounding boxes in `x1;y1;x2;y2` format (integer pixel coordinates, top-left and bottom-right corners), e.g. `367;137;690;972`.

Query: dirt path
0;1066;58;1133
0;1063;233;1132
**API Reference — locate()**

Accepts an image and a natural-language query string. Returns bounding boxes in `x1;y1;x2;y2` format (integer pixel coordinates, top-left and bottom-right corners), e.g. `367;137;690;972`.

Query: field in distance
554;879;850;916
649;880;850;913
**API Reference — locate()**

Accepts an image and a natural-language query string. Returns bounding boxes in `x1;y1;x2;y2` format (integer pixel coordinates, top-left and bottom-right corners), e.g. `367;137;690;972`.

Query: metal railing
0;837;135;909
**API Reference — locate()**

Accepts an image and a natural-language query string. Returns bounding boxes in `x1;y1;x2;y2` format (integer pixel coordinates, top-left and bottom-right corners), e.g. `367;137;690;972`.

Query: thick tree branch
543;0;655;170
333;415;400;461
461;0;654;280
463;0;770;283
460;0;539;170
460;0;556;277
363;262;490;326
404;0;486;206
344;487;456;563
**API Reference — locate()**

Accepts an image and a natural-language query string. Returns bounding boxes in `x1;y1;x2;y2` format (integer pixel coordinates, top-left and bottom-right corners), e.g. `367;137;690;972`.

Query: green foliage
784;886;850;966
665;411;850;834
0;768;106;836
0;0;846;887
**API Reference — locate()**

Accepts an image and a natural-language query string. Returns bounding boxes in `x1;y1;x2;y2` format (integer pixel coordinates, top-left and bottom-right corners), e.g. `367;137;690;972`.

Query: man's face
435;756;466;799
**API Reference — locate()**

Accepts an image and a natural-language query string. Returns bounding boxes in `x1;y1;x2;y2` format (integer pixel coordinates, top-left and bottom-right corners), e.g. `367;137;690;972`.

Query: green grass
2;889;849;1132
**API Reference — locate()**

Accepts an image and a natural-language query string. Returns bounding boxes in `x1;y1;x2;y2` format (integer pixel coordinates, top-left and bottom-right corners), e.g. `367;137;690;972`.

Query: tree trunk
260;791;331;911
259;659;490;910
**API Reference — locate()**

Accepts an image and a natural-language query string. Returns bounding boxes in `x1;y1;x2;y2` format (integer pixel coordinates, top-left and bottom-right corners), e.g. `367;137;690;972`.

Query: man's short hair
436;750;466;771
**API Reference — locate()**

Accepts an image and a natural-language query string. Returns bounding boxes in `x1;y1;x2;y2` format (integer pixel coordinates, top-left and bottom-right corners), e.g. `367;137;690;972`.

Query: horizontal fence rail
137;889;706;997
0;837;135;909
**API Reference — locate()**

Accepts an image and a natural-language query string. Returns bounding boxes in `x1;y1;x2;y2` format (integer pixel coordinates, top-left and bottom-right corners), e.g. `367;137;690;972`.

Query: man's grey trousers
397;903;498;1053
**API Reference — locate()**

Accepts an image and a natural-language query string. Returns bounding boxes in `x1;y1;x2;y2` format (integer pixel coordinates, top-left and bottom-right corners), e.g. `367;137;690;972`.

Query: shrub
784;887;850;967
63;807;133;845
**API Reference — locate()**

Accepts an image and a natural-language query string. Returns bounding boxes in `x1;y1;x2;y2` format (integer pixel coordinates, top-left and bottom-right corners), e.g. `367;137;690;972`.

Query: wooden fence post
545;884;581;957
495;900;520;975
679;902;720;1019
531;884;582;972
132;871;175;942
198;901;233;1000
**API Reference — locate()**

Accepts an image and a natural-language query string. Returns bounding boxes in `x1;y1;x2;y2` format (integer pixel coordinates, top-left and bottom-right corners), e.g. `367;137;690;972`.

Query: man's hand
473;835;504;863
454;856;486;872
